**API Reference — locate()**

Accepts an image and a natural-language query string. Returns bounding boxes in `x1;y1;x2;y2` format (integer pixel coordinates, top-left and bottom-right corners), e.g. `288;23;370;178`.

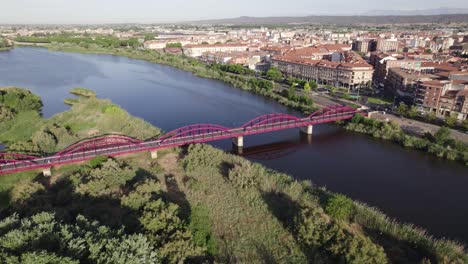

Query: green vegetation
266;66;283;81
179;144;467;263
165;42;182;48
63;98;80;106
69;87;97;97
0;87;159;155
0;37;13;51
346;114;468;165
324;194;354;221
0;89;466;263
15;35;141;49
367;97;392;105
395;103;466;131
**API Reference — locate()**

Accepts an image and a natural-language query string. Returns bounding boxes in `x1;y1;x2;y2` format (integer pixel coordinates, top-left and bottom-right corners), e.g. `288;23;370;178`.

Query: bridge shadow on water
231;129;346;161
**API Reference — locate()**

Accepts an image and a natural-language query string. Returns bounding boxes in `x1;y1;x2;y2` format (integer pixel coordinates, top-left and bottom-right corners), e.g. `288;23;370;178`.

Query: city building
377;38;399;52
415;80;468;120
183;43;249;57
352;39;377;53
271;56;373;89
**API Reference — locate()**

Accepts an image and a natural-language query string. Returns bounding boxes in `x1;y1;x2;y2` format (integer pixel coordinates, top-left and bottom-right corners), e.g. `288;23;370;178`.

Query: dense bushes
295;208;388;264
1;157;208;263
324;194;355;221
214;64;255;75
0;87;42;114
0;212;160;263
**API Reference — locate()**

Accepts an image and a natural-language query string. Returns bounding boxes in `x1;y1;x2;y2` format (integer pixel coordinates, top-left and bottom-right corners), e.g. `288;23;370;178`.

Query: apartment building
386;68;437;97
183;43;249;57
415;80;468;120
377;38;399;52
352;39;377;53
271;56;373;89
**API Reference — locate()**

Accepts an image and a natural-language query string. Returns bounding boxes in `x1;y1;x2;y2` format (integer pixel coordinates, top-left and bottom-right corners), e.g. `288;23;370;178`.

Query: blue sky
1;0;467;24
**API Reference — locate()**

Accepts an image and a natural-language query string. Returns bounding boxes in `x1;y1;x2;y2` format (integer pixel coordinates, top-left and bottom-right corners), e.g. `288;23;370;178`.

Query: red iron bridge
0;105;361;175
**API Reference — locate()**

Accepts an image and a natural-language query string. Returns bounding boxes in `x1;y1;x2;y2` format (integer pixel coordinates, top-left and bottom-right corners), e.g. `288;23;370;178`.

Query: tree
266;67;283;82
462;119;468;131
303;82;311;93
287;84;296;100
427;111;437;122
324;194;354;221
445;114;458;127
396;102;408;116
408;106;419;118
434;127;451;145
309;81;318;90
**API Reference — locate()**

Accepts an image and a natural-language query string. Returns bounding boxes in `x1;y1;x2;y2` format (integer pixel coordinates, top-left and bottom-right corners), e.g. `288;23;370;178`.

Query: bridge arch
241;113;301;128
158;124;231;143
55;135;144;157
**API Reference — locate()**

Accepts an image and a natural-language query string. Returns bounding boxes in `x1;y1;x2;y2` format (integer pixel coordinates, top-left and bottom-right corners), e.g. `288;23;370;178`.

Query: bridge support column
150;150;158;159
233;146;243;155
43;167;52;177
232;136;244;147
300;125;313;135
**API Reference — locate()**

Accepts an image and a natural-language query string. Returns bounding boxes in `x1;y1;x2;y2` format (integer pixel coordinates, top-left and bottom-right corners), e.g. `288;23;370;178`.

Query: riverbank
42;43;317;114
0;47;13;52
0;87;467;262
345;115;468;165
33;43;468;165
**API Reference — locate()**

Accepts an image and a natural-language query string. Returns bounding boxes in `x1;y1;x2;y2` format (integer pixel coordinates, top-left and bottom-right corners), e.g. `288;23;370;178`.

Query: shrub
102;104;125;115
189;204;217;255
228;161;259;189
10;181;45;205
88;155;109;169
324;194;354;221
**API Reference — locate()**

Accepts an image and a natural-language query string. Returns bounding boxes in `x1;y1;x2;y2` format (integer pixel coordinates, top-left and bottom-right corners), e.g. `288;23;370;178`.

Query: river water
1;47;467;243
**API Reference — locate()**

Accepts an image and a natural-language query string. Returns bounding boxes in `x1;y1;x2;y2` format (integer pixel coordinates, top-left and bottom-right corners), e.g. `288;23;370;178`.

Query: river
1;47;467;243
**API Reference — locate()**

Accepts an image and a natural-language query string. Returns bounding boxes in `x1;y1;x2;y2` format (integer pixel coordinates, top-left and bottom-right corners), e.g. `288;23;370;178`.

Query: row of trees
396;102;468;130
15;35;141;49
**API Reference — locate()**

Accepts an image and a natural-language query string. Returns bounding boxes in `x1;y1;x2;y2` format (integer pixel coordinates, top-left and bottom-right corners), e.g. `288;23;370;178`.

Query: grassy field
367;96;393;105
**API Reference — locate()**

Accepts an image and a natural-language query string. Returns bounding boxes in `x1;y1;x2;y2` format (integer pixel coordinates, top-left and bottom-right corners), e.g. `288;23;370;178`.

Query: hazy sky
1;0;468;24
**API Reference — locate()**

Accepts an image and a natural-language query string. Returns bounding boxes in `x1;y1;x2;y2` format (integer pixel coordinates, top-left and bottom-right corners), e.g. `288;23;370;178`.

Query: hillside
188;14;468;25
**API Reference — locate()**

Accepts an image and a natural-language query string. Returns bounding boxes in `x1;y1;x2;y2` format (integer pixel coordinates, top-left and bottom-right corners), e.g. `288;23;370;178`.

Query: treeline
396;102;468;131
346;114;468;165
15;35;141;48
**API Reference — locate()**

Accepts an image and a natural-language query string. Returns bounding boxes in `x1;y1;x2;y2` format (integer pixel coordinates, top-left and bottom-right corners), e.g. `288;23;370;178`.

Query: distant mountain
362;7;468;16
186;14;468;25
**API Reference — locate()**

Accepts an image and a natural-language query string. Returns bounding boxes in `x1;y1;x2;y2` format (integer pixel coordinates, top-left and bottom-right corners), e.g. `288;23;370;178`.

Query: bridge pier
232;136;244;147
300;125;313;135
232;146;244;155
150;150;158;159
42;167;52;177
